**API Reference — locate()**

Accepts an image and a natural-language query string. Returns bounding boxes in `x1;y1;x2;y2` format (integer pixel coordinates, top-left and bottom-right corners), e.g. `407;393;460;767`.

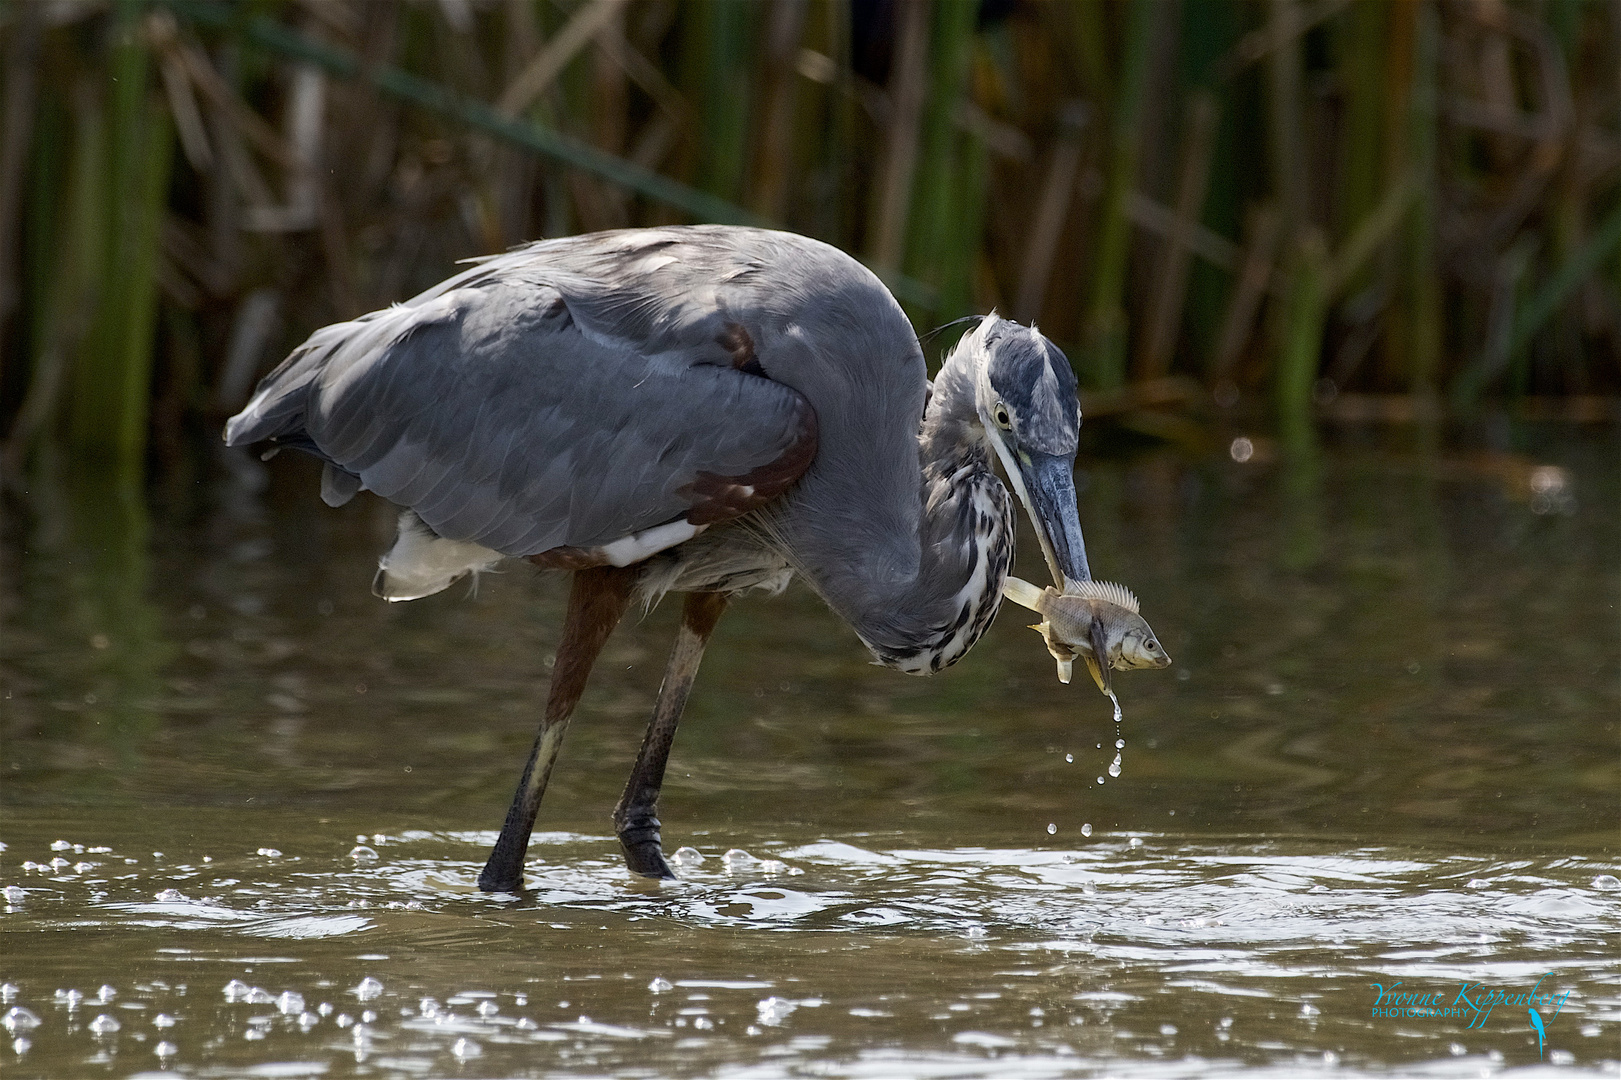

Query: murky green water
3;424;1617;1078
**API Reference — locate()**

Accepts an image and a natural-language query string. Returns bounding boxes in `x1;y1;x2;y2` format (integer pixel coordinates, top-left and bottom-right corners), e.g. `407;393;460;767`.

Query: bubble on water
360;1010;377;1024
2;887;24;903
513;993;527;1007
515;1017;537;1030
50;840;70;852
353;977;384;1001
12;1037;29;1055
670;847;704;867
276;991;304;1015
3;1008;41;1034
1047;823;1057;835
56;989;83;1009
154;889;189;903
1160;1023;1178;1036
245;1028;265;1041
348;846;379;862
247;987;274;1005
155;1041;177;1058
1580;1024;1602;1037
1323;1050;1340;1066
757;859;790;874
1081;824;1093;837
1064;753;1073;763
1308;884;1329;894
48;858;69;869
722;849;759;871
96;985;116;1002
1591;874;1620;891
88;1014;120;1035
1549;1050;1575;1065
1218;1017;1233;1029
317;1003;333;1016
694;1016;714;1030
419;998;439;1017
756;997;797;1026
1466;878;1490;889
1129;837;1143;848
1081;882;1097;895
1300;1003;1320;1017
0;986;15;1004
648;978;673;994
256;848;282;858
476;1001;498;1018
964;926;988;940
72;862;96;874
452;1037;482;1060
153;1013;176;1028
336;1014;353;1029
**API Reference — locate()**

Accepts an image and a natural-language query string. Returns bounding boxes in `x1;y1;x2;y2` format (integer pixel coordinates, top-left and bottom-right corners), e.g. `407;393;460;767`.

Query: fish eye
992;403;1012;429
1146;641;1158;651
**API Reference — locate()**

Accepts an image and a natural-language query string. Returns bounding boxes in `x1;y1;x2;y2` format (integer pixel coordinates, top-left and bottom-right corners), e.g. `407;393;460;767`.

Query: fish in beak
1003;576;1171;694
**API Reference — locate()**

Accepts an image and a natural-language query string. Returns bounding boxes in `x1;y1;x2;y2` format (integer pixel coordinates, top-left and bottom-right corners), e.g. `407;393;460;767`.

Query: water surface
2;424;1616;1077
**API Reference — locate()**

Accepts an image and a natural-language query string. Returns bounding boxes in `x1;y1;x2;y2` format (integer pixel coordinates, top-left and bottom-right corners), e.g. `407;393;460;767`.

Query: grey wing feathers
226;228;826;557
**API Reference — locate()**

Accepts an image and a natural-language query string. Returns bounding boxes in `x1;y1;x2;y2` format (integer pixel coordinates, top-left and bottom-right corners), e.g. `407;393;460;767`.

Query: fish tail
1002;576;1046;612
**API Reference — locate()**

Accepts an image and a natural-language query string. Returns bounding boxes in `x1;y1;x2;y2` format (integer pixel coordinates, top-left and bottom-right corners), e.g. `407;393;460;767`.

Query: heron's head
960;315;1090;588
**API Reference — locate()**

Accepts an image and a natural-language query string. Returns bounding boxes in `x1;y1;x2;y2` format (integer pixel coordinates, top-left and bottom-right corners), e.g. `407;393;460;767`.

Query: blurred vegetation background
0;0;1617;492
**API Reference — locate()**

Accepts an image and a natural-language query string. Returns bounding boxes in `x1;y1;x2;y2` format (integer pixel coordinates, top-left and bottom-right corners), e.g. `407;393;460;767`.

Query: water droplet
49;840;70;851
153;1014;176;1028
1592;874;1620;891
1448;1042;1466;1056
1466;878;1490;889
515;1017;537;1030
648;977;673;994
1;887;24;904
335;1014;353;1029
756;997;797;1026
670;847;704;867
12;1037;29;1056
1108;760;1121;777
1128;837;1143;848
88;1014;120;1035
513;994;527;1007
246;987;274;1005
0;986;15;1004
276;991;304;1015
1218;1017;1233;1029
256;848;282;858
1160;1023;1178;1036
1549;1049;1575;1065
96;985;116;1003
721;849;758;871
475;1001;498;1017
154;889;189;903
1115;738;1125;749
1081;824;1093;837
353;977;384;1002
1300;1002;1320;1017
1064;753;1073;763
2;1008;41;1034
56;989;83;1009
155;1040;177;1058
452;1037;482;1060
1046;823;1057;835
348;846;379;862
1096;776;1105;785
694;1016;714;1030
361;1010;376;1024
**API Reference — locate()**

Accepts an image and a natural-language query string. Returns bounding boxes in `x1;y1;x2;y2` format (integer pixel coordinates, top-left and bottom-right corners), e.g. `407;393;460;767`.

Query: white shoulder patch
1066;578;1140;613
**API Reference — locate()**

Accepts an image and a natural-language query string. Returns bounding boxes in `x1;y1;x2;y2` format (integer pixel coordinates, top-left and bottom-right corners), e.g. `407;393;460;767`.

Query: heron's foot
477;862;524;894
615;818;676;880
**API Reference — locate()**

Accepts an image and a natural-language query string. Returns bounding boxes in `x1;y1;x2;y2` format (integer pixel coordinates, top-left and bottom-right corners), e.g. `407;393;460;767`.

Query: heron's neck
843;362;1014;674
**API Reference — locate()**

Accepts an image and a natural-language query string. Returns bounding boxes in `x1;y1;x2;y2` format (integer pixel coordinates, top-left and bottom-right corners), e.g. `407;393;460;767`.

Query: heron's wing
225;268;816;558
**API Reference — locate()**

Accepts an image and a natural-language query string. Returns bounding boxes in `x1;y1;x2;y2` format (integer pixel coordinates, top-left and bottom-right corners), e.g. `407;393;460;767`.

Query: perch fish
1002;576;1171;694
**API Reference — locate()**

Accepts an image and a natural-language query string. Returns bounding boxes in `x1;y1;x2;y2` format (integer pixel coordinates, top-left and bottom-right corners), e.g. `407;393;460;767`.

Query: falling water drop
1046;823;1057;835
1064;753;1073;763
1080;824;1093;837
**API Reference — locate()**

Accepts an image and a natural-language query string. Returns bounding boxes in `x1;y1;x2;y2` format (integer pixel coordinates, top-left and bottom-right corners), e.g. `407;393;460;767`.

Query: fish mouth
988;437;1090;589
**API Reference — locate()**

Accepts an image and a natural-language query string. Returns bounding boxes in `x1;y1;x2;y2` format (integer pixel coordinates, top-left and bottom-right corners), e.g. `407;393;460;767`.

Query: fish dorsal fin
1066;578;1140;613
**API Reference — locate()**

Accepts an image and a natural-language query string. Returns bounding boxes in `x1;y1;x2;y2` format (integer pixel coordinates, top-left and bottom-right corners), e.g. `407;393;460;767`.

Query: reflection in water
1;426;1617;1076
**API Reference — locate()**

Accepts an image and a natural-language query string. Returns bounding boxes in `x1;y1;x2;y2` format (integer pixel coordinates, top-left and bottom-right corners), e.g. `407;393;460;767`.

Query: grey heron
225;226;1091;892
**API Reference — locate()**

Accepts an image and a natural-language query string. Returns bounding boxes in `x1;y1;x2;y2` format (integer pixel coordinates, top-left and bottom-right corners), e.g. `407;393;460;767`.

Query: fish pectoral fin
1087;617;1114;696
1055;656;1073;684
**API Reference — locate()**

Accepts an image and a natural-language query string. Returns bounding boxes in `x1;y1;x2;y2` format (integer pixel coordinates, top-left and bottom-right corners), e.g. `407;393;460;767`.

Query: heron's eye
992;403;1012;429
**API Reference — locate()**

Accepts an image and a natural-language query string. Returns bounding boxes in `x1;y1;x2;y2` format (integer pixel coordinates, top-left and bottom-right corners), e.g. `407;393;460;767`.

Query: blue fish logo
1529;1008;1546;1058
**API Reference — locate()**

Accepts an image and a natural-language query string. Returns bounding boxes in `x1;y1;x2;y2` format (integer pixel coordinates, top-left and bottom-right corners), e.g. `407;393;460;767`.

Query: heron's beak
1013;450;1091;590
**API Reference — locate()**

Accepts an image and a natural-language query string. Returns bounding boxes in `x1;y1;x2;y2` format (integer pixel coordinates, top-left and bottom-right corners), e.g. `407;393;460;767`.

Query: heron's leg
478;565;638;893
613;591;728;879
